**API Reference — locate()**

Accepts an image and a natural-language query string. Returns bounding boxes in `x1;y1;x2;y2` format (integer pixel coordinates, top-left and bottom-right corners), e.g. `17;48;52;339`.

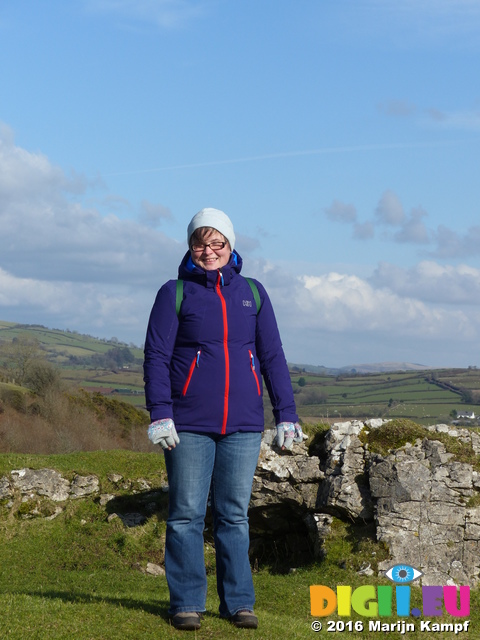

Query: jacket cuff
150;408;174;422
274;412;299;425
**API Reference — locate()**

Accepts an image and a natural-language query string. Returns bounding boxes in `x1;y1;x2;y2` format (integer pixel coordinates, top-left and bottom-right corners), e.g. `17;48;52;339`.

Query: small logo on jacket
243;300;252;307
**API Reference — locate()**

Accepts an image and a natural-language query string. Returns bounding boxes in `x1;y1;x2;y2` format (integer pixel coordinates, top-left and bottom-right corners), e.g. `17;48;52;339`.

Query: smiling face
190;227;231;271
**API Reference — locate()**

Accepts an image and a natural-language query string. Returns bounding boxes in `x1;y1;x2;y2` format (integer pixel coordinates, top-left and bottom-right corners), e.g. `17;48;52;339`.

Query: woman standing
144;208;300;631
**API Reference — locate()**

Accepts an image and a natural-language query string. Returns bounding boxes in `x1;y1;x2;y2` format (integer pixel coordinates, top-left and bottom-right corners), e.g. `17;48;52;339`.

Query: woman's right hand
147;418;180;450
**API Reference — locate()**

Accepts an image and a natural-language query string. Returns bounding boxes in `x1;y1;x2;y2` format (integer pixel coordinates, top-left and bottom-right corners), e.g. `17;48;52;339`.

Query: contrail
103;141;453;177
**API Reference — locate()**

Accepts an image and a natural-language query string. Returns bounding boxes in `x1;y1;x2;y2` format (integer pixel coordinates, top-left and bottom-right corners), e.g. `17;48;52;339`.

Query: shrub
25;360;63;398
0;388;28;413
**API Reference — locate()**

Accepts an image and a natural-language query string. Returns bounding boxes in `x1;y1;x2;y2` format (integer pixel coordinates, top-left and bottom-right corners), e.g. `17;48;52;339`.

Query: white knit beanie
187;208;236;252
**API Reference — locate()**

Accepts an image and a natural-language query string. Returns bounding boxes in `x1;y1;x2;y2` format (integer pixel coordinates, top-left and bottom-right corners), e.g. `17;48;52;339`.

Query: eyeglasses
191;241;227;253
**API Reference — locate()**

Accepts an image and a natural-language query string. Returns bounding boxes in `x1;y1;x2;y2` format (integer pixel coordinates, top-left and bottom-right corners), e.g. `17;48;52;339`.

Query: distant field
291;369;479;425
2;322;480;425
61;369;146;409
63;367;480;425
62;369;143;386
0;322;143;361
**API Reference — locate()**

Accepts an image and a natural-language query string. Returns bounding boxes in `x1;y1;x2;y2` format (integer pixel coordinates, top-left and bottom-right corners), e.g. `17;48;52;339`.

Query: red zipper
249;350;261;395
182;349;201;396
216;271;229;434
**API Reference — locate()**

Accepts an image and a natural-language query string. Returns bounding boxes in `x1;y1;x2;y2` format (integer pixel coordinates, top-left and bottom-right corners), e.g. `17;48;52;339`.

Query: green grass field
0;450;477;639
292;369;479;425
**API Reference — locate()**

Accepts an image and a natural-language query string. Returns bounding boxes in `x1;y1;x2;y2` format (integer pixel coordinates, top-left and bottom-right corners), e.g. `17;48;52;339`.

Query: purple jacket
143;250;298;434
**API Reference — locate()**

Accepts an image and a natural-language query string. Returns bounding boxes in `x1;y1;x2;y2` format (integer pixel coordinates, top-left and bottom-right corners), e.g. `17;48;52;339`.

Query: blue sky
1;0;480;368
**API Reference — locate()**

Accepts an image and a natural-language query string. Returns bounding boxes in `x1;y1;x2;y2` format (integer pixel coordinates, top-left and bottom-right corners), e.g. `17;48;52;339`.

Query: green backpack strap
245;277;261;314
175;279;183;317
176;277;261;317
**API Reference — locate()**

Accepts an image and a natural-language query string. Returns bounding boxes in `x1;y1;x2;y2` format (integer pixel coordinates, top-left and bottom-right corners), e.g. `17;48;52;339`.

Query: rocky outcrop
248;429;325;565
249;420;480;586
1;419;480;586
315;420;374;520
369;434;480;585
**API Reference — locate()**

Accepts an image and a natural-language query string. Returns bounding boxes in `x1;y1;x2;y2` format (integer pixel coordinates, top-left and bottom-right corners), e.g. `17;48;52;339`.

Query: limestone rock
11;468;70;502
146;562;165;576
70;474;100;498
316;420;373;520
0;476;13;500
369;437;480;585
250;420;480;584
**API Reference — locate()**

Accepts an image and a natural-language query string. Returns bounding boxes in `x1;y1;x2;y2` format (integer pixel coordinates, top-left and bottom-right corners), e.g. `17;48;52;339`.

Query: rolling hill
2;321;479;425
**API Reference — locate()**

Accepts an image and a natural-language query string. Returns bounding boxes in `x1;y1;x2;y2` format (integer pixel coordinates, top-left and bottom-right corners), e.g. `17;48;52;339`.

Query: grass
0;450;478;639
0;450;163;478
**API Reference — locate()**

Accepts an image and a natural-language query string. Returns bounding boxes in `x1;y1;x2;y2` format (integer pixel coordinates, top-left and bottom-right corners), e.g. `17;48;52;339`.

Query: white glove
147;418;180;450
275;422;306;450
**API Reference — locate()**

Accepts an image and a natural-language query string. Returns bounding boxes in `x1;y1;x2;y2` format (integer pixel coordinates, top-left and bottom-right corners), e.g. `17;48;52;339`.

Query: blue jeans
164;431;262;617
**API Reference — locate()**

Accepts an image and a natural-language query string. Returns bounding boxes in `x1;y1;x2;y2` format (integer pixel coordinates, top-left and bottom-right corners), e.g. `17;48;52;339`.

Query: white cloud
256;264;478;346
325;200;357;224
0;124;187;343
378;100;417;118
325;189;430;246
371;261;480;304
139;200;173;228
327;189;438;248
431;224;480;259
0;125;76;204
374;190;405;226
253;260;480;367
358;0;480;45
0;125;183;286
379;97;480;132
353;221;375;240
0;267;153;341
393;207;431;244
298;272;469;337
424;108;480;132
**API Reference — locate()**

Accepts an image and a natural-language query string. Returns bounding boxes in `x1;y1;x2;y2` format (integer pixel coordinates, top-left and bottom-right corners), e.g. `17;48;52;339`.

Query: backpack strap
244;277;261;314
176;277;261;317
175;279;183;317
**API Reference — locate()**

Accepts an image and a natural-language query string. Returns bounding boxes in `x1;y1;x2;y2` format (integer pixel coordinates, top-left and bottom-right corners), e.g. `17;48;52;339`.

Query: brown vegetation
0;385;152;455
0;333;152;454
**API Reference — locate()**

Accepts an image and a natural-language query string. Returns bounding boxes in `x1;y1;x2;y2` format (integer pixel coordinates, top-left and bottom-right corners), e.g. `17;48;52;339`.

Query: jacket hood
178;250;243;287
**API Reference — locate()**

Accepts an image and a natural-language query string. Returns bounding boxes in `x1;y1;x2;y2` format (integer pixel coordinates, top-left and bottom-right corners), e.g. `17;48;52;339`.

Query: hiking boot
171;611;202;630
230;610;258;629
